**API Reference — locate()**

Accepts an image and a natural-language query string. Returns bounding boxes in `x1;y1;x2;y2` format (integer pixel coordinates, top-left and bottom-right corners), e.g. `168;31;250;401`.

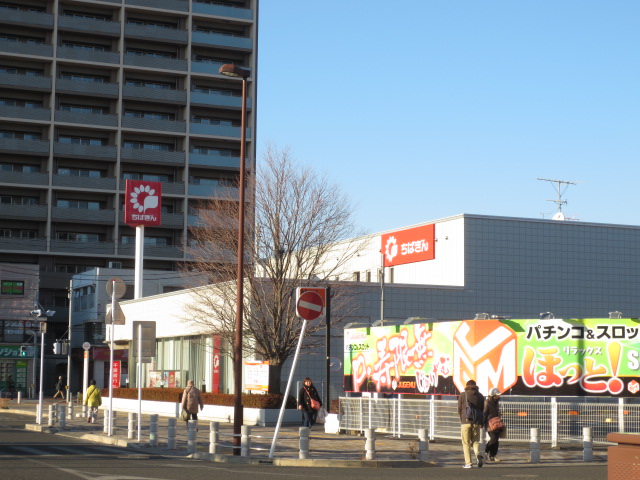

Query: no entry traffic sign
296;290;324;321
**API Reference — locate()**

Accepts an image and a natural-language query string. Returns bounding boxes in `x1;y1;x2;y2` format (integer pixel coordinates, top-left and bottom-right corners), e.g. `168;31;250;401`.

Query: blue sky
257;1;639;234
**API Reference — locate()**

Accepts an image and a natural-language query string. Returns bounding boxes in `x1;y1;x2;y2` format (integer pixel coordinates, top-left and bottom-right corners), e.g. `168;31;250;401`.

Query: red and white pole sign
295;287;326;321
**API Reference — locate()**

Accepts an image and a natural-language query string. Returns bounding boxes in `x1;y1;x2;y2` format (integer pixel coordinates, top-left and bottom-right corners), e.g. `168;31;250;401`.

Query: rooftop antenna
537;178;576;221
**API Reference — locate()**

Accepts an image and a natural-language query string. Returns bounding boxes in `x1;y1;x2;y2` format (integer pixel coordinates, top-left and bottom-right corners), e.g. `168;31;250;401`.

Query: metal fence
339;396;640;445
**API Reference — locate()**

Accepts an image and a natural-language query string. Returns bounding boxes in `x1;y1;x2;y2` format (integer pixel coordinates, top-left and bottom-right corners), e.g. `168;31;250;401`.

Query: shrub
102;388;296;409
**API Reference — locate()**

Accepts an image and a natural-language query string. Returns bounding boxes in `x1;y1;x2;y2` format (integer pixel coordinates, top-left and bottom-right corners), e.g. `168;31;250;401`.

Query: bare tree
183;145;364;393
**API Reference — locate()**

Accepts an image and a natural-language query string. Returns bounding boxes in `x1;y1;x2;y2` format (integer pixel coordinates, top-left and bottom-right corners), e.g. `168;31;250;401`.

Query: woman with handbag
484;387;504;462
298;377;322;428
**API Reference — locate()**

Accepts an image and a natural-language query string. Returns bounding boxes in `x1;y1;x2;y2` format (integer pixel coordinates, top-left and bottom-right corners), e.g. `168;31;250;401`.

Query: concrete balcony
0;237;47;253
58;16;121;37
118;243;183;258
121;116;186;133
124;54;187;72
192;1;253;21
53;142;117;161
0;170;49;186
0;73;51;92
122;85;187;104
125;0;189;12
124;24;188;44
0;40;53;58
189;153;240;169
0;203;48;220
189;123;251;139
51;206;116;224
188;183;238;199
190;91;252;110
54;110;118;128
50;239;115;255
116;180;184;195
2;8;54;28
52;174;116;191
57;46;120;65
0;138;50;156
0;104;50;122
56;78;119;98
192;31;252;51
120;148;185;166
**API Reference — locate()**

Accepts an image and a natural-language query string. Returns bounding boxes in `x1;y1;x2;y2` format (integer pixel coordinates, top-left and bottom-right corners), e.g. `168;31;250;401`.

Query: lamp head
218;64;250;79
30;309;42;317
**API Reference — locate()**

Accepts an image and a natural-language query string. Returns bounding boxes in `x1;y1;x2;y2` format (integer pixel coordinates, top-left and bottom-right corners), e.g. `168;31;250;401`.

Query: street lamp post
219;63;250;455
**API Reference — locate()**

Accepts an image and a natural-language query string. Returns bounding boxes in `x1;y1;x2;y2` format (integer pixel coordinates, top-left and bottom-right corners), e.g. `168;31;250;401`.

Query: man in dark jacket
457;379;485;468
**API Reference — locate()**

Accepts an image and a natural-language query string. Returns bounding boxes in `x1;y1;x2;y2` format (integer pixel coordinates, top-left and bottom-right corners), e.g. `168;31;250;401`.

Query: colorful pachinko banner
343;318;640;397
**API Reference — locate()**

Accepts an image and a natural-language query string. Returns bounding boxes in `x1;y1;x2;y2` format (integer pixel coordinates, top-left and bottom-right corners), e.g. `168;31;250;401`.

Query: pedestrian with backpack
457;379;485;469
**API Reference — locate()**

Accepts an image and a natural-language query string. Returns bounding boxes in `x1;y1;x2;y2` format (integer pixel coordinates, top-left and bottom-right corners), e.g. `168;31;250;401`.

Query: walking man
457;379;485;468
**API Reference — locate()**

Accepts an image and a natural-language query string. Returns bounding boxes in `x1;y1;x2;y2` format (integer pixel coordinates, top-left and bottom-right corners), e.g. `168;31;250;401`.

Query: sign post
82;342;90;407
269;288;326;458
132;321;156;441
106;277;126;437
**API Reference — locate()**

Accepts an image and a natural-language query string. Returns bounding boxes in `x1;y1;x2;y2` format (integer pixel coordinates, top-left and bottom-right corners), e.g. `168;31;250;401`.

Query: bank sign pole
106;277;126;436
123;180;162;300
269;288;325;458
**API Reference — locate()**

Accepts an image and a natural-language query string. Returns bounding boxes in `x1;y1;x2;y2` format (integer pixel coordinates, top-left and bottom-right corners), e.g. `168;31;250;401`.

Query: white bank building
108;213;640;398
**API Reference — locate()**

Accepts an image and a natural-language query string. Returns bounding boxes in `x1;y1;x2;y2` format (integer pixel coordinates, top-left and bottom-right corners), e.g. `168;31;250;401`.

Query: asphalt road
0;412;608;480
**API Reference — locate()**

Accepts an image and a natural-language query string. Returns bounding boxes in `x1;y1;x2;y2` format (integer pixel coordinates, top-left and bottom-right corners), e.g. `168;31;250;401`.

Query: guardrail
339;396;640;445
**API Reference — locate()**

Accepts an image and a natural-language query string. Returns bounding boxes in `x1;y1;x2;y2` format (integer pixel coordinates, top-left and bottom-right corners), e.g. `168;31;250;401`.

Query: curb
191;452;433;468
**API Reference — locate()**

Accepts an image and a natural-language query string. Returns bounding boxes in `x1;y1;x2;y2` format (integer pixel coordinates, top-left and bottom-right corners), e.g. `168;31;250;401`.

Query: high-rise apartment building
0;0;258;315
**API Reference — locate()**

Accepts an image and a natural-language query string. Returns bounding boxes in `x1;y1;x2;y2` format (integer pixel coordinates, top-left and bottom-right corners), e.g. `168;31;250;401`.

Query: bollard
583;427;593;462
48;405;55;427
530;427;540;463
128;412;136;440
17;391;21;404
67;401;73;420
299;427;310;459
149;414;159;447
167;418;177;450
58;405;66;428
103;410;116;434
209;422;219;454
418;428;429;462
187;420;197;454
241;425;251;457
103;409;109;433
82;404;87;419
365;428;375;460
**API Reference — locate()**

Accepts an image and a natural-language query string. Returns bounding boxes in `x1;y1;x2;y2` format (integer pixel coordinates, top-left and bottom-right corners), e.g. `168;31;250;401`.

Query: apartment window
56;232;101;242
123;141;172;152
193;86;237;96
193;54;237;65
124;110;174;121
0;195;38;205
58;167;102;178
195;26;244;38
121;235;170;246
0;131;41;140
0;228;36;239
55;264;96;274
189;176;234;186
192;116;235;126
191;146;236;156
61;41;108;52
126;48;175;59
58;136;104;146
123;172;171;182
60;104;105;115
0;34;44;44
125;79;174;90
61;72;106;83
2;99;43;109
1;163;39;173
63;10;110;21
56;199;102;210
127;18;177;29
0;3;45;12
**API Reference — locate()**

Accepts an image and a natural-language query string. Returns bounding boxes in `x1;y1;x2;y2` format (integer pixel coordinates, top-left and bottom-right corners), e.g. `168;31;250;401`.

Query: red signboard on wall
381;224;435;267
124;180;162;226
212;335;221;394
112;361;121;389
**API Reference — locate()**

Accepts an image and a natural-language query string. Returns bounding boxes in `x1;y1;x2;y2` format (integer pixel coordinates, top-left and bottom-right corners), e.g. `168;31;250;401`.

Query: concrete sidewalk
2;398;608;468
